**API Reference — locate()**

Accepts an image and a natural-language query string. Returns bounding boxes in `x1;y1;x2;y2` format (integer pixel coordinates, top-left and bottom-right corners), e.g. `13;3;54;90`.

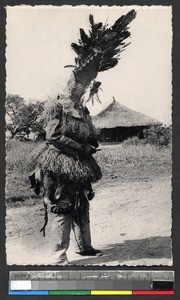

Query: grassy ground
6;140;40;205
6;139;172;265
6;139;171;206
95;143;171;183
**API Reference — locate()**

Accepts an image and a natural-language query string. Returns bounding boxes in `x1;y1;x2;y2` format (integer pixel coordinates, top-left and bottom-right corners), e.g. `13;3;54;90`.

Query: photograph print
5;5;172;266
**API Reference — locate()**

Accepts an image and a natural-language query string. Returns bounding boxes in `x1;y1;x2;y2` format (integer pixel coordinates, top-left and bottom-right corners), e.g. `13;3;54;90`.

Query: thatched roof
93;99;161;129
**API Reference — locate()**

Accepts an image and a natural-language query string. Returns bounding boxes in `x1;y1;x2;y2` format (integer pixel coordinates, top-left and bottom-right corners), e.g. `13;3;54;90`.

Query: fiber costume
30;101;101;184
29;10;136;264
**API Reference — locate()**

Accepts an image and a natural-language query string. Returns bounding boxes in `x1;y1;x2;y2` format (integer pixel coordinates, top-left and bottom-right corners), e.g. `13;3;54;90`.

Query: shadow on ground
71;236;172;265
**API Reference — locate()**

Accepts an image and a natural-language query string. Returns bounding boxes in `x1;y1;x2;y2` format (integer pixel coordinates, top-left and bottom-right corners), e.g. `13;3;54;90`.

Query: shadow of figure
71;236;172;265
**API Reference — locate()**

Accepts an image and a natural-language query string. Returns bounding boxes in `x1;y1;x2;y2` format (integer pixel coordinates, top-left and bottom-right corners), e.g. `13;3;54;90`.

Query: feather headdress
63;10;136;109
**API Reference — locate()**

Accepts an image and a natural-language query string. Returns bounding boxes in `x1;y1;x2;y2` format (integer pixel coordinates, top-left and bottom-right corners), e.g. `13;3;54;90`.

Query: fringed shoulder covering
44;100;63;123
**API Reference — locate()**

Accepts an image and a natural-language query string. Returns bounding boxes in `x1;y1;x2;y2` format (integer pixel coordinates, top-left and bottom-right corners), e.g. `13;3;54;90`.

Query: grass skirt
28;143;102;184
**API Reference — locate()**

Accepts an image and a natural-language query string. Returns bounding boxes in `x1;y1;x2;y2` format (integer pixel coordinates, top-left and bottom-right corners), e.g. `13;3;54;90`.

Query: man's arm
46;116;82;151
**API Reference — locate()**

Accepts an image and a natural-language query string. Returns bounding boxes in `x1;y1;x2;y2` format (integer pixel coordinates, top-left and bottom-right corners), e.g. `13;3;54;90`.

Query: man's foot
76;249;102;256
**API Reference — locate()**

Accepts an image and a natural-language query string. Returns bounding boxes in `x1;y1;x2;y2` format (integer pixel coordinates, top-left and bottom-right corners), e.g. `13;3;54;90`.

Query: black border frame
0;1;179;299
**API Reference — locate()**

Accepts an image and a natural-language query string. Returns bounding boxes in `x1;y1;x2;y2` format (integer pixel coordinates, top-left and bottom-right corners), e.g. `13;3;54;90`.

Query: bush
143;125;172;148
122;136;144;146
119;126;172;148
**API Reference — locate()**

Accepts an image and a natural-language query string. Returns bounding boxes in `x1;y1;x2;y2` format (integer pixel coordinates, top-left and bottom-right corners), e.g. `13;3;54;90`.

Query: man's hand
89;137;99;148
81;144;97;155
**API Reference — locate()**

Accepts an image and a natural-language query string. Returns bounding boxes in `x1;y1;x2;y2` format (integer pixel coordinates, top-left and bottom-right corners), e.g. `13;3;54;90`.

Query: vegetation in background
6;139;171;206
6;94;46;139
143;125;172;148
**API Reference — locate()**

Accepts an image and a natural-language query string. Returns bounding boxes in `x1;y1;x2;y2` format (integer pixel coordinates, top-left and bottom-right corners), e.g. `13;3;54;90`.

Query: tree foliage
6;94;46;139
143;125;172;148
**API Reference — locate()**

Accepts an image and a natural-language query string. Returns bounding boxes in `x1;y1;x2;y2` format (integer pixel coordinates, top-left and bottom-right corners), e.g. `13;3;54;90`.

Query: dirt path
6;176;172;266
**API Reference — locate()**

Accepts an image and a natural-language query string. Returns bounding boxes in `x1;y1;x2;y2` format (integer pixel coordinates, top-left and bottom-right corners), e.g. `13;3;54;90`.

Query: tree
6;94;26;138
6;94;46;139
6;94;25;124
19;101;45;132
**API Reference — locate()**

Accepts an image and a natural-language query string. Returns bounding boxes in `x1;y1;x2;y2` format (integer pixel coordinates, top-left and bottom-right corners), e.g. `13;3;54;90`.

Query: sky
6;5;172;125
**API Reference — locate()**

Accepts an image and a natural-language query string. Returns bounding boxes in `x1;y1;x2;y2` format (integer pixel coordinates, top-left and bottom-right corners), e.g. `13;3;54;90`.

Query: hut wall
99;126;148;143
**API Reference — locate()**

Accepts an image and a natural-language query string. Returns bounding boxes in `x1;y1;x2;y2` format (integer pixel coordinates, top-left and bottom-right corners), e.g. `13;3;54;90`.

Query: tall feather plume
79;28;90;46
66;10;136;104
71;9;136;73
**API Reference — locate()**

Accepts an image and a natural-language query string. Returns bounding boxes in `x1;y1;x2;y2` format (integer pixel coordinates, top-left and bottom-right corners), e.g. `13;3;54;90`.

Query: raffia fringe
28;144;102;183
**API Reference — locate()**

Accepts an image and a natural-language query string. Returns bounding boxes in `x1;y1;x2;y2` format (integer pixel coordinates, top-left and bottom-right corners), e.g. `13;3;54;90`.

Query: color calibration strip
9;290;174;296
9;271;174;295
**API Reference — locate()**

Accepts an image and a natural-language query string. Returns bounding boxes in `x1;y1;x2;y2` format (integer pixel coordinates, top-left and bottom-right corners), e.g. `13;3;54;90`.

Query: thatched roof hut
93;98;161;143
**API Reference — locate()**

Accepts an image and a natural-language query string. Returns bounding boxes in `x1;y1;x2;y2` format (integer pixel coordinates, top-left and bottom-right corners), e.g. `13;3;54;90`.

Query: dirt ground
6;175;172;266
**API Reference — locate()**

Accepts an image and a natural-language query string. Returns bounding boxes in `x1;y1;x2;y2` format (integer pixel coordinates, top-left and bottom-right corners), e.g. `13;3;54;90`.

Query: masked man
29;10;136;264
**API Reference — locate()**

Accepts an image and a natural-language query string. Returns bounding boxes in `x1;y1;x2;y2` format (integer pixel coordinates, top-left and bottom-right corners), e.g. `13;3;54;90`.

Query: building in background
93;98;161;143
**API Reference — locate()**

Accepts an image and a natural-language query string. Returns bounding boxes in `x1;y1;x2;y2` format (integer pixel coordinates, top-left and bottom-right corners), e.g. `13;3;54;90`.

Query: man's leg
42;174;72;264
49;211;72;264
72;191;101;256
71;194;90;253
